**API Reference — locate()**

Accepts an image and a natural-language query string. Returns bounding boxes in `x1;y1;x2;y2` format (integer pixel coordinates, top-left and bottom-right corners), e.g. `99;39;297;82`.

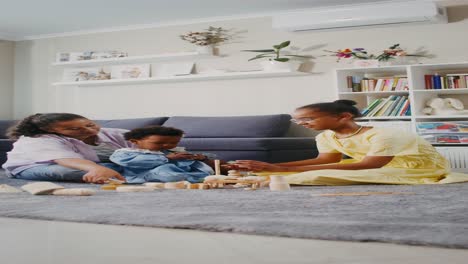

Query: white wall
0;40;14;119
12;6;468;121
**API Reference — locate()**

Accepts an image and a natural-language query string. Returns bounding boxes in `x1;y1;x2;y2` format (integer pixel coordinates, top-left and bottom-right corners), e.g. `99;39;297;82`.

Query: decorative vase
196;45;214;55
259;60;301;72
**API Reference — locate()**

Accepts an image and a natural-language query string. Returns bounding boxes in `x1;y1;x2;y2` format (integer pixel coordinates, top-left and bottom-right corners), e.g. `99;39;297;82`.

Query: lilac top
2;128;133;175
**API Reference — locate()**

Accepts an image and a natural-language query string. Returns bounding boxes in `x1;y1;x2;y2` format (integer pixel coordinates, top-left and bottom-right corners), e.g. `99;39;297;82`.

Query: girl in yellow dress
234;100;468;185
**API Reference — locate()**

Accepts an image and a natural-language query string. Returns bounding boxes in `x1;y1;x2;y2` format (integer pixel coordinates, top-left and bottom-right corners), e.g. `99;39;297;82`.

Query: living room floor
1;217;467;264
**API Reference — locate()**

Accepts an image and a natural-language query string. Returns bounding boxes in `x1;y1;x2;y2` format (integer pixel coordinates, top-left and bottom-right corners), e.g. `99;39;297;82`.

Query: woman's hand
83;166;125;184
233;160;284;172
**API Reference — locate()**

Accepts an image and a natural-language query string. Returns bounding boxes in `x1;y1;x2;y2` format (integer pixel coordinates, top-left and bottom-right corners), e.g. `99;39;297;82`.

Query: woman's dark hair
124;126;184;140
296;100;362;117
7;113;88;139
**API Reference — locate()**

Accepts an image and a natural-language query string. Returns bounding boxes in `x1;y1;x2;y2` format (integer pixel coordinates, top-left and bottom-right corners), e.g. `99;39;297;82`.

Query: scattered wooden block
101;184;120;190
52;188;95;196
0;184;22;193
164;181;186;189
21;182;64;195
198;183;210;190
144;182;165;189
116;186;154;192
187;183;200;189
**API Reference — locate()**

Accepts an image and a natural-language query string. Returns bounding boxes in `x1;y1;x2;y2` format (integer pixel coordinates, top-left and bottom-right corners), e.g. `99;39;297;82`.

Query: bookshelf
335;62;468;172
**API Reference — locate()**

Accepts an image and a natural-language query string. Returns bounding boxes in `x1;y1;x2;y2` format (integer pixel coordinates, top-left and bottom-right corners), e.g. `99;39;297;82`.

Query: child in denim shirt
110;126;214;184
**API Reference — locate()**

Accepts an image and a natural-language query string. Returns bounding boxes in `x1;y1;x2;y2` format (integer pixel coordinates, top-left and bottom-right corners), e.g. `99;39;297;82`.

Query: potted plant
180;26;231;55
243;41;312;71
324;44;427;67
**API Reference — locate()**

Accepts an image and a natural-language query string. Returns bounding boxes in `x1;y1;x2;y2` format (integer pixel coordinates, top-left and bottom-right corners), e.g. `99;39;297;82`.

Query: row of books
424;73;468;89
346;76;408;92
361;95;410;117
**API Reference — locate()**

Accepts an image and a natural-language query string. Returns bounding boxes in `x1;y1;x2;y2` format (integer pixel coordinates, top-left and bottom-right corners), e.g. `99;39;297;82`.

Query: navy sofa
0;115;318;166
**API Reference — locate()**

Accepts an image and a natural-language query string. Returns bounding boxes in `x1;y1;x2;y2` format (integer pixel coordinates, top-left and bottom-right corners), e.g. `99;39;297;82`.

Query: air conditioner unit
272;1;447;31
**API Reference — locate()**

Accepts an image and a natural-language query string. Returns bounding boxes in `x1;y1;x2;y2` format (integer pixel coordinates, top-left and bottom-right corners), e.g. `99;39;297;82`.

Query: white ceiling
0;0;462;41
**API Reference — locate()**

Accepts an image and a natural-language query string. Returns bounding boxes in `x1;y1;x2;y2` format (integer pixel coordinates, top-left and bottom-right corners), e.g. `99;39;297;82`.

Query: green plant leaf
248;54;274;61
285;55;314;58
274;58;290;62
242;49;275;53
278;41;291;49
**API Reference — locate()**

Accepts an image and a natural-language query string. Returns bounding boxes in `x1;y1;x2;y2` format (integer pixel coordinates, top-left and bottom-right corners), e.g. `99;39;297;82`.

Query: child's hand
166;152;195;160
191;154;207;161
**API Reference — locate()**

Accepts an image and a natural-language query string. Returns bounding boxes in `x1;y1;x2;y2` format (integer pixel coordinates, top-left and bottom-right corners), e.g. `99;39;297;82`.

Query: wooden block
0;184;22;193
106;178;125;185
52;188;95;196
116;186;154;192
187;184;200;189
101;184;119;190
21;182;64;195
164;181;186;189
144;182;165;189
198;183;210;190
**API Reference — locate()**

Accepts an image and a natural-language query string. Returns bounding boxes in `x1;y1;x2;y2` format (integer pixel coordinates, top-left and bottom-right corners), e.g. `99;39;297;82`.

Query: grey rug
1;170;468;249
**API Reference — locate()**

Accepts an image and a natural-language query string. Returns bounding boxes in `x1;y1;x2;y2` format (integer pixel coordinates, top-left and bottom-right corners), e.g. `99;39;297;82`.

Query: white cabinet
336;62;468;171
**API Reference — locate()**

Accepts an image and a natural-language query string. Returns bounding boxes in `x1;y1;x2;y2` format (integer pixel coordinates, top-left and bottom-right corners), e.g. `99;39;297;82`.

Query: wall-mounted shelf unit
52;70;307;86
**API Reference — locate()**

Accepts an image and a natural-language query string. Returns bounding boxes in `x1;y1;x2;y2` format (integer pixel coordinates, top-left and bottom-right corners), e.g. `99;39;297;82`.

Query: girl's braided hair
7;113;87;139
296;100;362;117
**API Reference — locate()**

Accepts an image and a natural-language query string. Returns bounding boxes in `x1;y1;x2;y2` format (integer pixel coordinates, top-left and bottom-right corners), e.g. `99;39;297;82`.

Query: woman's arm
274;153;343;166
235;155;394;172
54;158;125;183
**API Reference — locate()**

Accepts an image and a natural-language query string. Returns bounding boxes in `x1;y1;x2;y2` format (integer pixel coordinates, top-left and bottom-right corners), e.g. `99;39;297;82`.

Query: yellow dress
269;128;468;185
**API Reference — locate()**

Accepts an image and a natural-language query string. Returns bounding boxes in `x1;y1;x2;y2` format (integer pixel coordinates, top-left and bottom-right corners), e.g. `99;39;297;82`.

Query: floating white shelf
51;52;212;67
52;70;308;86
356;116;412;120
413;88;468;94
339;91;409;96
415;115;468;119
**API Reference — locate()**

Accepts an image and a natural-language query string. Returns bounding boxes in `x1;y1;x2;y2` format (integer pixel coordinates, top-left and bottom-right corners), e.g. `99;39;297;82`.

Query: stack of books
361;95;410;117
424;73;468;89
346;76;408;92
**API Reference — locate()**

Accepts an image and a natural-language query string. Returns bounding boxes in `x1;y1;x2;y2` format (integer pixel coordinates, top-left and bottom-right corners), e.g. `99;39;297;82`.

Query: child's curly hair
124;126;184;140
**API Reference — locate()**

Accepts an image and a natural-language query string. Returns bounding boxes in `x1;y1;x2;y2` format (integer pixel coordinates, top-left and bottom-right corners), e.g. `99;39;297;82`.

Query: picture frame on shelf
151;62;195;77
111;64;150;79
58;51;128;62
62;67;103;82
56;52;70;62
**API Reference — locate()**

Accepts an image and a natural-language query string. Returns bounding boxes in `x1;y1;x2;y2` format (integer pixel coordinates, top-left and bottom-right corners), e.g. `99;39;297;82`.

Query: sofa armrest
0;139;13;166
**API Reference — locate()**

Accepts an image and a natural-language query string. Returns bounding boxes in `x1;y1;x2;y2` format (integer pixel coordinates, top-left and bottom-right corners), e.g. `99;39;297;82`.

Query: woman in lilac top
2;113;130;183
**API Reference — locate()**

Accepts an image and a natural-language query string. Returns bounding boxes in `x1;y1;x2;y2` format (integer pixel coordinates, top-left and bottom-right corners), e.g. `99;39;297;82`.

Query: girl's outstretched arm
235;155;393;172
275;153;343;166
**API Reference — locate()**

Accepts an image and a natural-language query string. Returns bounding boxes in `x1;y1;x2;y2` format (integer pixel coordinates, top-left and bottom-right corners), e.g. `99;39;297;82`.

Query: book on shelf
346;75;407;92
424;73;468;89
360;95;410;117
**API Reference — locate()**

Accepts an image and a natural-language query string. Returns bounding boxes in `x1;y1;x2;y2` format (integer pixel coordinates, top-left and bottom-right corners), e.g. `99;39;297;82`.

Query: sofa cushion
95;117;169;130
179;137;316;151
164;115;292;138
0;120;18;139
